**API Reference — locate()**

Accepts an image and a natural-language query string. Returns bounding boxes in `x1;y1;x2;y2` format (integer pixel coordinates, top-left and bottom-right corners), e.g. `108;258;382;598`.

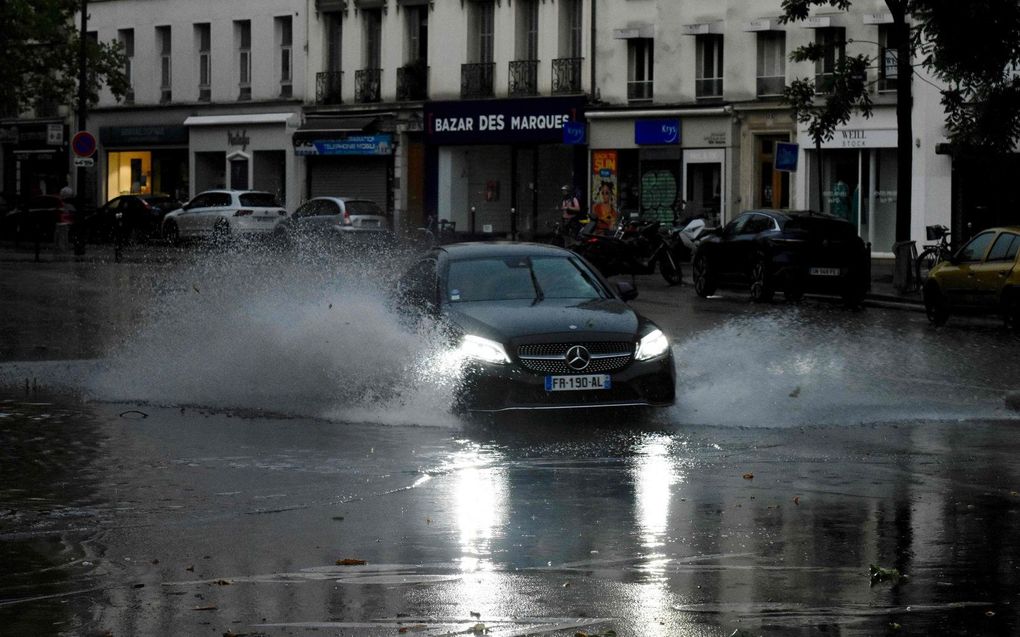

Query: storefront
99;125;189;202
803;127;898;255
424;97;587;239
294;116;394;215
0;121;69;204
587;109;736;228
735;107;797;211
183;112;299;210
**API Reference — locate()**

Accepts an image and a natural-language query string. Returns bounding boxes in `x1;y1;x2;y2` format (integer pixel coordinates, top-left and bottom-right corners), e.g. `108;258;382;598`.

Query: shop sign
563;121;587;145
635;119;681;145
100;125;189;146
228;129;250;150
425;96;586;145
5;123;67;150
819;128;897;149
47;124;64;145
294;134;394;156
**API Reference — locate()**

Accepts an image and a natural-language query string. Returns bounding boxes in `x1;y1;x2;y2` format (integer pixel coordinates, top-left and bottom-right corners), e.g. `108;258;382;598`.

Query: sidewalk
866;257;924;310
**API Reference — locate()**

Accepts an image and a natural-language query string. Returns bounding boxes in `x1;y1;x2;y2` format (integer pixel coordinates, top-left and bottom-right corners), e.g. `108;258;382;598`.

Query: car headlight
635;328;670;361
458;334;511;364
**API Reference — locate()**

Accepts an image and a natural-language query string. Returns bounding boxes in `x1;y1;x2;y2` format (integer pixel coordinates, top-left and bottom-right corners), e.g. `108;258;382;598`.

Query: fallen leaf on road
192;605;217;611
185;565;195;572
742;473;754;480
470;611;481;618
986;611;996;617
336;558;367;566
789;386;801;398
793;496;800;505
870;564;903;586
471;623;487;634
398;625;427;634
214;579;231;586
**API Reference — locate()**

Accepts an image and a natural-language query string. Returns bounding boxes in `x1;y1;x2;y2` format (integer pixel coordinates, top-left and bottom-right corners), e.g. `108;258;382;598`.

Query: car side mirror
616;281;639;301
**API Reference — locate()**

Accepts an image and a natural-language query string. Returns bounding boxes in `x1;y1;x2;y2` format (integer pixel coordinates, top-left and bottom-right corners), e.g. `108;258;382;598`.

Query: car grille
516;341;634;375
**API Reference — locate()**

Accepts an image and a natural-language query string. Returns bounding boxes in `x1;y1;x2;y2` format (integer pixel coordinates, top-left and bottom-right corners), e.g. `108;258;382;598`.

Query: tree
0;0;128;118
779;0;912;244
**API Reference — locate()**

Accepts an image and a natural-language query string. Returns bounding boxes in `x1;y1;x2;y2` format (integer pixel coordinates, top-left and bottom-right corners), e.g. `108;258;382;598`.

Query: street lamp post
73;0;88;255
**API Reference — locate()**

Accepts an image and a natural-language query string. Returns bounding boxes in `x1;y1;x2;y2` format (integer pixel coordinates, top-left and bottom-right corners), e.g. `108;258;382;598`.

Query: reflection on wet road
0;254;1018;635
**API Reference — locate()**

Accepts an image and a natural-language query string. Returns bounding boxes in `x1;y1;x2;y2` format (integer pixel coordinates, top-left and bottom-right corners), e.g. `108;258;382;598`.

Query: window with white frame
236;20;252;100
277;16;293;97
472;1;495;64
568;0;582;58
325;12;342;72
814;27;845;94
406;5;428;63
157;26;171;103
363;9;382;69
696;34;723;99
517;0;539;61
196;23;211;102
627;38;654;103
118;29;134;103
756;31;785;97
878;24;899;93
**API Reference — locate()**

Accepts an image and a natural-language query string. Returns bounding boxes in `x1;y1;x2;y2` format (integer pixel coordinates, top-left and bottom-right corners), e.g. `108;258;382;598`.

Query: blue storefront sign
563;121;587;145
424;97;586;145
775;142;799;172
294;134;393;156
635;119;681;145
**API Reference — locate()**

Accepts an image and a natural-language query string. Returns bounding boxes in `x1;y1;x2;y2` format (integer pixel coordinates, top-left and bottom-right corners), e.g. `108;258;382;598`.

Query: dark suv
692;209;870;306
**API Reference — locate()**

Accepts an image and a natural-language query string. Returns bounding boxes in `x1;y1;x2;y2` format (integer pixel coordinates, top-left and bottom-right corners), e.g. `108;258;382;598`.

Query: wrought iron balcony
552;57;583;94
355;68;382;103
316;71;343;105
397;62;429;101
508;60;539;97
461;63;495;99
627;80;653;103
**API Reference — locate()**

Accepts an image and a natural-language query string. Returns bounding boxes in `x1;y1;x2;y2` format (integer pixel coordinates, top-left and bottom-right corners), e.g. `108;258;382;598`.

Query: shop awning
293;116;379;143
183;113;295;127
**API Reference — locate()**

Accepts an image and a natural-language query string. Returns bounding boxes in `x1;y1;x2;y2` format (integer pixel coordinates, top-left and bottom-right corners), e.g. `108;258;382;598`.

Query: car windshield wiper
527;258;545;305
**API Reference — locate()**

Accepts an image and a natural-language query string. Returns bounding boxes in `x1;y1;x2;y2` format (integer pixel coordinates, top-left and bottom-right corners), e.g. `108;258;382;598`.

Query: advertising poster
591;150;619;232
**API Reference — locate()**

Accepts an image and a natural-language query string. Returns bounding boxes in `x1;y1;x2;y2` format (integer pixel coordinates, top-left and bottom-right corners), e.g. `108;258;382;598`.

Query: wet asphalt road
1;247;1019;636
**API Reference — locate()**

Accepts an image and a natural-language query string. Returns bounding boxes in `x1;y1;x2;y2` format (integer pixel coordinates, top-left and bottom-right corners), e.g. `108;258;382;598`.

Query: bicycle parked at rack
915;224;952;288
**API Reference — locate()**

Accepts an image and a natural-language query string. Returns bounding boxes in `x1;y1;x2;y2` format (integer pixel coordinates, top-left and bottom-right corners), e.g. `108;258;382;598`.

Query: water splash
85;247;463;427
668;312;1010;427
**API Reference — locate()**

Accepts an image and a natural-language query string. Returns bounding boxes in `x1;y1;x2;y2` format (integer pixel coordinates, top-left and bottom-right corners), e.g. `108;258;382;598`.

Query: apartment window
277;16;293;97
157;26;172;103
118;29;134;103
236;20;252;100
407;5;428;63
517;0;538;61
627;38;654;103
756;32;785;97
326;12;343;72
363;9;382;69
815;27;845;94
567;0;582;58
196;23;211;102
474;1;495;64
878;24;900;93
696;35;723;99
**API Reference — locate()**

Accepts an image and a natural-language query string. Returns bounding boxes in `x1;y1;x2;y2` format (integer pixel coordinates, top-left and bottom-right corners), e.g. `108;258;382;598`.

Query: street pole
76;0;87;199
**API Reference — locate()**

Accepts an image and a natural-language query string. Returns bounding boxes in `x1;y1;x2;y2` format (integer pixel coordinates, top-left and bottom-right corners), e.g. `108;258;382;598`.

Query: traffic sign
73;156;95;168
71;131;97;157
775;142;799;172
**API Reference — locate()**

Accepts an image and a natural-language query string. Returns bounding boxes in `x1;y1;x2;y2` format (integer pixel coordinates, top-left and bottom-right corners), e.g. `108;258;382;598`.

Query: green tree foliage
912;1;1020;152
0;0;129;117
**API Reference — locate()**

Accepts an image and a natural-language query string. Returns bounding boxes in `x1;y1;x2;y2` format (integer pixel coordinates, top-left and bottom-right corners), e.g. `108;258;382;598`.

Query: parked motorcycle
571;218;683;286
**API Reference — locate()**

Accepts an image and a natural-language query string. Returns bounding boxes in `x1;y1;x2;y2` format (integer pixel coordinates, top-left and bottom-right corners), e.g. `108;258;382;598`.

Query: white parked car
162;190;287;243
275;197;395;249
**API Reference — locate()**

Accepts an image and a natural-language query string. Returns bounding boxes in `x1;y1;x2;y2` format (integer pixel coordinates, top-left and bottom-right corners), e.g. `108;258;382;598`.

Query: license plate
809;267;841;277
255;216;274;222
545;375;611;392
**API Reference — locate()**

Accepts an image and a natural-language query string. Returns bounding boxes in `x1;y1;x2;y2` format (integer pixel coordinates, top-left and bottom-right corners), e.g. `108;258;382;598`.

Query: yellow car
923;226;1020;329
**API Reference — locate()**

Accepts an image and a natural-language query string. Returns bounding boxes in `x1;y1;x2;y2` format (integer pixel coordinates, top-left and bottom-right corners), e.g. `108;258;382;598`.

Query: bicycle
915;224;952;288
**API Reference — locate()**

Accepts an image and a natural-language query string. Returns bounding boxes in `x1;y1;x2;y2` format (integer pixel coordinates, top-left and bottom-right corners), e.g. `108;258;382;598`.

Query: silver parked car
276;197;395;249
162;190;287;243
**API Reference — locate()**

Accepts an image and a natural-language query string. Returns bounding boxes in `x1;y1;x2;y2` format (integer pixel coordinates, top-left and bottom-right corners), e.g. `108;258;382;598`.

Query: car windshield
345;200;385;216
446;255;606;303
239;193;280;208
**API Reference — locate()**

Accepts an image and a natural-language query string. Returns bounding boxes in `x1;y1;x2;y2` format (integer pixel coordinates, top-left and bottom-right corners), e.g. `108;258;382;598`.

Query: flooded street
1;252;1019;636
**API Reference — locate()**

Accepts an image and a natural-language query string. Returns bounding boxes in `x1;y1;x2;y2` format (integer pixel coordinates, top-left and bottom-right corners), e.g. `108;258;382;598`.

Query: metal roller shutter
310;157;388;207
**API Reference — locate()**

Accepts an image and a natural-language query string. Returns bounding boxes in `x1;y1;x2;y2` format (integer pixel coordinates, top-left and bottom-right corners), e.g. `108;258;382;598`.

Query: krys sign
425;97;586;145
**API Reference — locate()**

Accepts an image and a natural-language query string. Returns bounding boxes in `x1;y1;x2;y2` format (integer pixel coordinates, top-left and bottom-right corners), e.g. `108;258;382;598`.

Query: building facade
3;0;978;254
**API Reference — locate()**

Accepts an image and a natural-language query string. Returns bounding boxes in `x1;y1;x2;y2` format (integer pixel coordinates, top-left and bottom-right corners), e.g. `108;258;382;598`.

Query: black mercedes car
692;209;870;305
393;242;676;413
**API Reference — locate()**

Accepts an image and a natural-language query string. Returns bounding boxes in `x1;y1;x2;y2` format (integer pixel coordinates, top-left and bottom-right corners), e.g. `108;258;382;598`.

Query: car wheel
693;253;716;298
749;255;774;303
923;281;950;326
659;251;682;286
164;221;179;245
